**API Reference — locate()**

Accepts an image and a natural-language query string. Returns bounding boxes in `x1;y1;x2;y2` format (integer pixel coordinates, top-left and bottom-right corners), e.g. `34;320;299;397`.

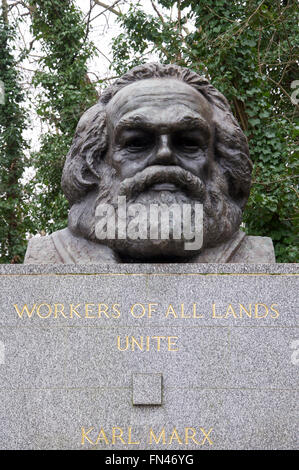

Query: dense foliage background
0;0;298;263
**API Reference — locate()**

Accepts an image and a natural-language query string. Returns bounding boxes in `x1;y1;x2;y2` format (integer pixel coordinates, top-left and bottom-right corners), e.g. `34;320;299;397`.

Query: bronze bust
24;63;275;264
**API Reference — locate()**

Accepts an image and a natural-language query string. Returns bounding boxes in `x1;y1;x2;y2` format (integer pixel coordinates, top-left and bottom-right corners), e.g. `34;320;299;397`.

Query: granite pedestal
0;264;297;450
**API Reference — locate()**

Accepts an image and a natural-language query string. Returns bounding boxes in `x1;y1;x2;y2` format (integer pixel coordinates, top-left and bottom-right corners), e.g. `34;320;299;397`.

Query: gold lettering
95;428;109;445
181;304;191;318
254;303;268;318
239;304;252;318
70;304;81;318
165;304;178;318
212;303;223;318
85;303;95;319
112;427;126;445
98;304;110;318
149;427;166;444
130;303;146;318
14;304;36;319
36;303;52;319
185;427;200;445
270;304;279;319
81;427;94;445
117;336;129;351
131;336;143;351
168;336;179;351
152;336;166;351
193;304;204;318
54;304;67;318
200;427;213;445
148;303;158;318
169;427;183;444
128;427;140;445
112;304;121;319
224;304;237;318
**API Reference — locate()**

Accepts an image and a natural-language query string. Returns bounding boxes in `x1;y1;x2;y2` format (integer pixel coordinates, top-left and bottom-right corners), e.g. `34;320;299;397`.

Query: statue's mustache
117;165;206;201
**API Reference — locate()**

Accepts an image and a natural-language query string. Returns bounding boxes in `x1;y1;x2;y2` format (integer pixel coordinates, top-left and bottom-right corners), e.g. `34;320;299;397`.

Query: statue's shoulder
24;230;65;264
194;231;275;263
230;234;275;263
24;228;118;264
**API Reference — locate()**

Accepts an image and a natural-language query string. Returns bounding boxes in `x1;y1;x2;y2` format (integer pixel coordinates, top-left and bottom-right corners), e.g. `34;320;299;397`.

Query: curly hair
61;62;252;210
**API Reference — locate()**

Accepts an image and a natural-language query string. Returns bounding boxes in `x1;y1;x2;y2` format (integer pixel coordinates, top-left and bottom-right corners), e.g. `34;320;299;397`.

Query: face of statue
106;78;214;184
67;77;243;262
89;79;216;260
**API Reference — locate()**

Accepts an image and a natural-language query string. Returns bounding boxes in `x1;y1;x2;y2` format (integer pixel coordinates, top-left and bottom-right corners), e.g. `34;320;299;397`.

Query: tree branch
2;0;8;23
8;0;35;16
150;0;164;24
83;0;93;44
93;0;121;17
94;45;112;64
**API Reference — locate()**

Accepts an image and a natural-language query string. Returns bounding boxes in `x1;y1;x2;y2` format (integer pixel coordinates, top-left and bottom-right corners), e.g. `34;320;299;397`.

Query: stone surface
0;263;298;450
132;373;162;405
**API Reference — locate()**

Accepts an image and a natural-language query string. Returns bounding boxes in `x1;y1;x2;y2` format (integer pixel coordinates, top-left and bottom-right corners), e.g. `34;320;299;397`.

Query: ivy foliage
111;0;299;262
0;10;28;263
26;0;98;236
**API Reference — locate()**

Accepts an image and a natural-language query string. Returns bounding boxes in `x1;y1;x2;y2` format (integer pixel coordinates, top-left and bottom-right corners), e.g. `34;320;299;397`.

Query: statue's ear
84;106;108;178
212;109;252;211
62;103;107;205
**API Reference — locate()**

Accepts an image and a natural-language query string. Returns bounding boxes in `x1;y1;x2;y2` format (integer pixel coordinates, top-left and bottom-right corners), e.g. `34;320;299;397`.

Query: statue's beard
68;164;243;262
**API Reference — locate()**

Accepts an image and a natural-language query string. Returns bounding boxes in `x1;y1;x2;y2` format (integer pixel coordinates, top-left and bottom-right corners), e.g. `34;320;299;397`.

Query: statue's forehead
106;78;212;123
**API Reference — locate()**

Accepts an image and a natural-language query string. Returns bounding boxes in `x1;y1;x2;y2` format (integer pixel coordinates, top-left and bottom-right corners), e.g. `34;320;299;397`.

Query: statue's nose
153;134;176;164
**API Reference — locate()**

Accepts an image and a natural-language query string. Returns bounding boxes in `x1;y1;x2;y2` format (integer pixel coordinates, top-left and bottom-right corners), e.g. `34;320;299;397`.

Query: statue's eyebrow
115;115;147;133
115;115;211;134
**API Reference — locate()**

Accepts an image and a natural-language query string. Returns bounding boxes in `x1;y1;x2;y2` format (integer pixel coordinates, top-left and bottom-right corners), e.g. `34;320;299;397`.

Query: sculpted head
61;63;252;262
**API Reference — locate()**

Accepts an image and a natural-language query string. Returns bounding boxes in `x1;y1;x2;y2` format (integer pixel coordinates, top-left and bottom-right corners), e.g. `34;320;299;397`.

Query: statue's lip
150;183;178;192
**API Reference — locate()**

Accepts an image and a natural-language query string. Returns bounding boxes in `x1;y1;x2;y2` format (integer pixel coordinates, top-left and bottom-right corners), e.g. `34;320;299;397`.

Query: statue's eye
173;131;204;152
126;138;148;149
122;131;154;152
